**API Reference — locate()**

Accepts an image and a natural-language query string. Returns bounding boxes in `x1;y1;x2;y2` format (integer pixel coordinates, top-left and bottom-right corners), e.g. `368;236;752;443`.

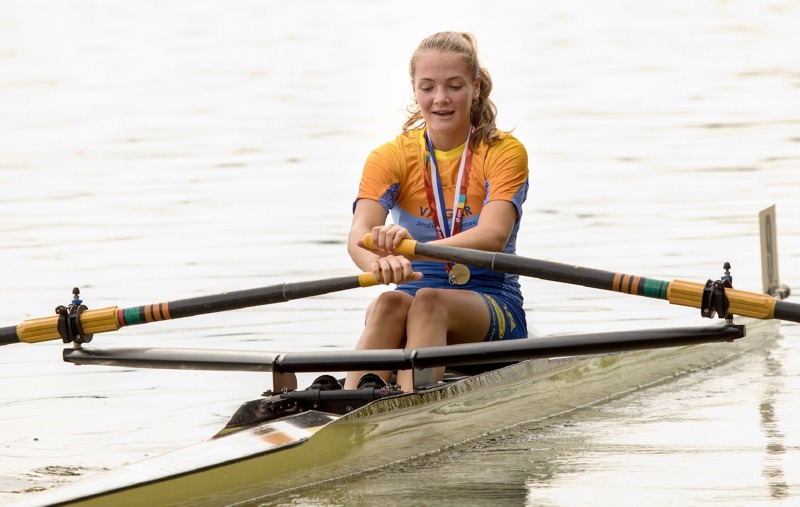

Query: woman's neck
426;125;471;152
427;125;472;151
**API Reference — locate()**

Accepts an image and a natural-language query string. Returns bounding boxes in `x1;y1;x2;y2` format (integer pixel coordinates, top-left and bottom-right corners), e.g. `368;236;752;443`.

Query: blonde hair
403;31;500;148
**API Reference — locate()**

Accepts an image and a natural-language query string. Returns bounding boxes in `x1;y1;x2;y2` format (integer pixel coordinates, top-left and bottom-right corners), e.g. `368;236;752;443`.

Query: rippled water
1;0;799;505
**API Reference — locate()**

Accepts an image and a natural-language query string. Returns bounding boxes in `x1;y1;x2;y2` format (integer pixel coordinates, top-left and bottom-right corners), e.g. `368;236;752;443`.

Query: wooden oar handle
358;272;380;287
361;234;418;256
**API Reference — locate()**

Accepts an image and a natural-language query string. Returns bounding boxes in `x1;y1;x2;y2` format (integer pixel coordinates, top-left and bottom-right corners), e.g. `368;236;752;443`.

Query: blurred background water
1;0;799;505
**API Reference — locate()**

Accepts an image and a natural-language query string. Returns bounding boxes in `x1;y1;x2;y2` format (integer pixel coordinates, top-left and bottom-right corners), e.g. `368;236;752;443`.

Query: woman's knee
357;292;412;351
408;288;447;316
365;291;412;324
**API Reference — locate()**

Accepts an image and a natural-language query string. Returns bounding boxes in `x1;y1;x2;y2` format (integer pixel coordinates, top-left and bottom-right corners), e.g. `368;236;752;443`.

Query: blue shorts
480;293;528;341
394;274;527;342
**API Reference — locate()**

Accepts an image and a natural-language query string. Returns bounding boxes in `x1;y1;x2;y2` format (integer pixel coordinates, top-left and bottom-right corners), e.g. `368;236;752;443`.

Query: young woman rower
344;31;530;392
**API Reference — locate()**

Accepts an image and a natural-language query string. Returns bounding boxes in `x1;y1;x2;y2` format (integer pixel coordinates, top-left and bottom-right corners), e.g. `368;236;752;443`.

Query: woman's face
412;50;479;150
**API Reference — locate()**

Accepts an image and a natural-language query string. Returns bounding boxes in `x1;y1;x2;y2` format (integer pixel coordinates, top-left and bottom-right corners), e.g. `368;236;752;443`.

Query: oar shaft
374;236;792;323
1;273;378;346
386;237;670;298
774;300;800;323
117;274;375;325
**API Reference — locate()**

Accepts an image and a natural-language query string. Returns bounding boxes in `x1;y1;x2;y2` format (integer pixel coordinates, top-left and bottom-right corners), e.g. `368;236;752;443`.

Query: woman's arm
348;199;388;271
355;199;517;266
349;199;422;285
431;199;518;252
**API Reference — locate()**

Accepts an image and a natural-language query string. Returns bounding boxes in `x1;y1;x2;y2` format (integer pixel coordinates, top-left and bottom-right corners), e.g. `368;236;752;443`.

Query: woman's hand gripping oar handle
361;234;419;256
0;273;381;346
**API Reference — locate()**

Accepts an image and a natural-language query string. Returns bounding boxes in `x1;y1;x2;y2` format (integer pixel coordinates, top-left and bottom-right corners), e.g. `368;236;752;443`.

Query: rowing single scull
6;206;792;506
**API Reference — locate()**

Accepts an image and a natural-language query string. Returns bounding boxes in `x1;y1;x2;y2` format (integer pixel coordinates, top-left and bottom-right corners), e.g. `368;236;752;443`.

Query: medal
448;263;471;285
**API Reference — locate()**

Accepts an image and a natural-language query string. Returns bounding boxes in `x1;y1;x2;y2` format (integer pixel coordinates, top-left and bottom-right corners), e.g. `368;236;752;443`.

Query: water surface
1;0;799;505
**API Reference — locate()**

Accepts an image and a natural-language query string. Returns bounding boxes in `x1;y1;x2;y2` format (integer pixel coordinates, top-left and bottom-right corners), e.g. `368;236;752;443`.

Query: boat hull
14;318;779;507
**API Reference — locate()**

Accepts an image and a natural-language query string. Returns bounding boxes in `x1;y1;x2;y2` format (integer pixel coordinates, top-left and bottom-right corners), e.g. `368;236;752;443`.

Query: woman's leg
344;290;414;389
396;288;491;392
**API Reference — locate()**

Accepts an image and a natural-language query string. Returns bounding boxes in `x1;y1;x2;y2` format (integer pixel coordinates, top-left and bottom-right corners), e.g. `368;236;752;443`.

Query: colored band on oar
118;303;172;326
612;273;670;299
0;273;379;346
364;234;799;324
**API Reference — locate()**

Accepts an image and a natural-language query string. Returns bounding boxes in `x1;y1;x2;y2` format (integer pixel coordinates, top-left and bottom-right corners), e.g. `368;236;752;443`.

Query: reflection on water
2;0;800;504
761;348;790;499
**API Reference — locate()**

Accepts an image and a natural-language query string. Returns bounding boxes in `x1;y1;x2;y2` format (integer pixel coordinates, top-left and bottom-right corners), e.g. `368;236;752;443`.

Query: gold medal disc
448;263;471;285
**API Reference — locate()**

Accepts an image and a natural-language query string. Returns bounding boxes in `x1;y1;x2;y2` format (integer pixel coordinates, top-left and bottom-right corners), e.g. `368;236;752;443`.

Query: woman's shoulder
379;129;422;150
483;130;527;160
369;130;423;160
364;130;423;177
490;130;525;150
